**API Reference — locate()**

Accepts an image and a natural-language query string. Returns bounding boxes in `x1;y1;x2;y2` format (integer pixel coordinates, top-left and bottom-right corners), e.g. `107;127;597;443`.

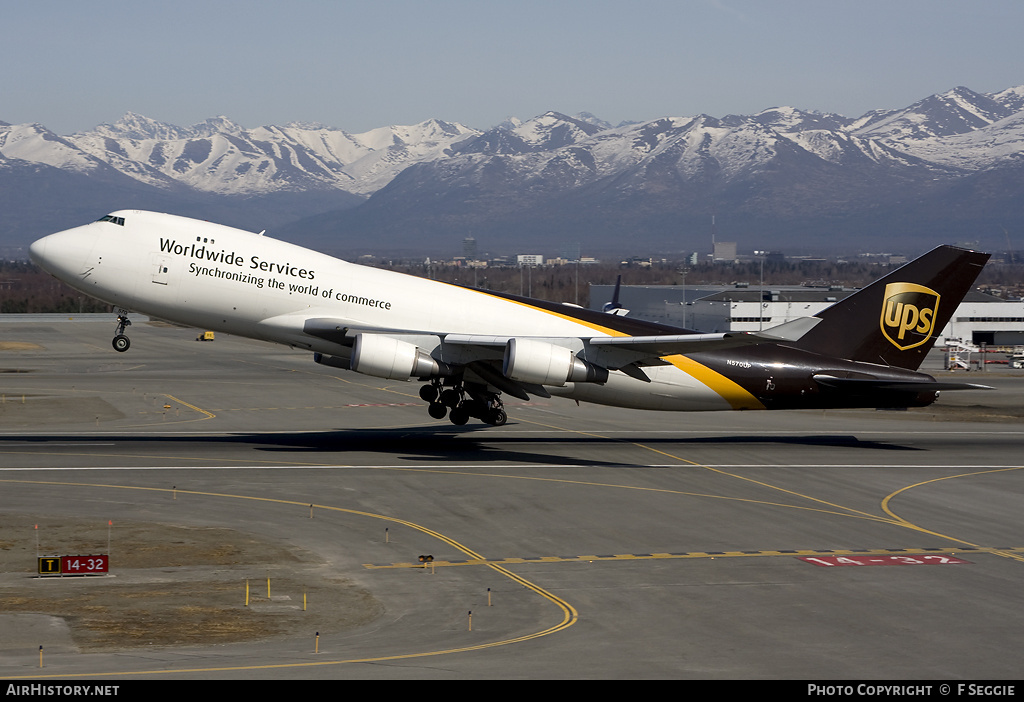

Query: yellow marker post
245;580;249;607
468;611;472;631
39;646;43;668
303;592;307;611
267;578;271;599
315;632;319;654
488;588;492;607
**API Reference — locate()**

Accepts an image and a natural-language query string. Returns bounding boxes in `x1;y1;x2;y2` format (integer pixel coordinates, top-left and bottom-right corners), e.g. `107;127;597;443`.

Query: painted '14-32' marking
799;554;970;567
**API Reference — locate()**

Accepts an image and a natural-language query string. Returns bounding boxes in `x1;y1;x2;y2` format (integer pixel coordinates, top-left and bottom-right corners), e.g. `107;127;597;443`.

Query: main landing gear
419;381;507;426
112;315;132;352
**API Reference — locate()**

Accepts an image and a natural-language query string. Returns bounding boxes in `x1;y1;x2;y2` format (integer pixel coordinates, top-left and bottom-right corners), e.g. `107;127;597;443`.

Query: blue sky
3;0;1022;135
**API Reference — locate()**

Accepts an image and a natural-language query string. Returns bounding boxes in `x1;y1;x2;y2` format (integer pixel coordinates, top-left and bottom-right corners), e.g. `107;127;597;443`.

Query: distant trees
0;261;109;314
4;258;1020;314
381;258;1023;307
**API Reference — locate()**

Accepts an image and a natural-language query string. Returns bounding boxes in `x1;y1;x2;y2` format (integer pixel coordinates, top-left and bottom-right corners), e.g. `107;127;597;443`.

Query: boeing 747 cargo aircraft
30;211;990;426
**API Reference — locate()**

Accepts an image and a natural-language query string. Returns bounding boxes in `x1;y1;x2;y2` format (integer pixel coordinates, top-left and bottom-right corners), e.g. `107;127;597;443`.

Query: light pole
575;260;579;306
678;266;689;329
755;250;765;331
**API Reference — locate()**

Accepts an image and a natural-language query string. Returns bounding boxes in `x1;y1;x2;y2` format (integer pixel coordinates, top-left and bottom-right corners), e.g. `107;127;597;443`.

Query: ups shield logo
880;283;941;351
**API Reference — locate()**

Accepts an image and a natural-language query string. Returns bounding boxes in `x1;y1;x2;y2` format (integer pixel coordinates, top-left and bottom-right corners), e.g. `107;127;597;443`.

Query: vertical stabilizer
794;246;989;370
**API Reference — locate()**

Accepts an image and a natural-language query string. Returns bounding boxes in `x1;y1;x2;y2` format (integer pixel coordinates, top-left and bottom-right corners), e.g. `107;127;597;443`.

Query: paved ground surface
1;316;1023;679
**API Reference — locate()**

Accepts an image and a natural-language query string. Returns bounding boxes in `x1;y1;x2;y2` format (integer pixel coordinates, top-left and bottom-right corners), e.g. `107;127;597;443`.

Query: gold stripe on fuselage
472;288;766;410
665;355;765;410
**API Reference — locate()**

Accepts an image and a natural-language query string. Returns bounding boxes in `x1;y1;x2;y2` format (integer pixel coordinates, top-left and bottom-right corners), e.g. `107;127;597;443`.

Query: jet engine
348;333;450;380
502;338;608;386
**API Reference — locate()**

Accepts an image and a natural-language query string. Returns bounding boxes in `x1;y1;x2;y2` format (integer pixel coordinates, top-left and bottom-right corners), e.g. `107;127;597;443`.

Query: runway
2;316;1023;679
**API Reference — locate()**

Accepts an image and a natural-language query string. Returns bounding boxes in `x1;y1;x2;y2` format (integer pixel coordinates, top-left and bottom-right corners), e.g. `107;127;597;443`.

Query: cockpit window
96;214;125;226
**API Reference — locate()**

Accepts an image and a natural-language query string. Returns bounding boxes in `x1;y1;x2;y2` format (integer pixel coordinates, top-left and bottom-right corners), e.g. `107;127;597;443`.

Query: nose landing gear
112;315;132;352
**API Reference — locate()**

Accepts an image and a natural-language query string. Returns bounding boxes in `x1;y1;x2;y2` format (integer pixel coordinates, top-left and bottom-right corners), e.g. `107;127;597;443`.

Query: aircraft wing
585;317;822;357
441;317;822;384
295;315;819;357
295;314;821;393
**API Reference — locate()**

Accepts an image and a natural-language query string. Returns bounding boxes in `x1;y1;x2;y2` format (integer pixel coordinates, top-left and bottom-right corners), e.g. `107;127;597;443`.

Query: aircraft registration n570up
30;210;991;427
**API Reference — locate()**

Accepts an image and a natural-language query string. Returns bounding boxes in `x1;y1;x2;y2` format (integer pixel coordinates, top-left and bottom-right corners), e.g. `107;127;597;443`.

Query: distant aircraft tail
603;275;630;316
793;245;990;370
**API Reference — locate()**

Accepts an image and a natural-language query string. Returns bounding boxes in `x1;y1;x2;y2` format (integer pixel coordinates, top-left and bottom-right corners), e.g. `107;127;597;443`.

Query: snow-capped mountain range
0;113;479;196
2;83;1023;254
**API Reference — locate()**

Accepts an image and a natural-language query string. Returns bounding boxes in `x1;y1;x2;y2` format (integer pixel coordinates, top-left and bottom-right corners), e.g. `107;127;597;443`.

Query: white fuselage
30;210;759;412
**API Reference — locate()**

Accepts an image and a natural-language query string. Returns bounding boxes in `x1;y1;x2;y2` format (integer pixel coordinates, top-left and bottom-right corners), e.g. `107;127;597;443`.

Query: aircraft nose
28;235;49;266
29;226;93;279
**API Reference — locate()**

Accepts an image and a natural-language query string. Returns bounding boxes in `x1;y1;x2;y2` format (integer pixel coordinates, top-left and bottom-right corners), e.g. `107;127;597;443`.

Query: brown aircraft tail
793;245;990;371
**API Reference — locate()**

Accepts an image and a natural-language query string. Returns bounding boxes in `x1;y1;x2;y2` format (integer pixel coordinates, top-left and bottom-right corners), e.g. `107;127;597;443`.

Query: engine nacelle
503;338;608;386
349;333;449;380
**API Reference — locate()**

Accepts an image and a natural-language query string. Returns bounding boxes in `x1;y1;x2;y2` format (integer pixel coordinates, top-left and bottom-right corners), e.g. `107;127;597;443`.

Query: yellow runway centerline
364;546;1024;569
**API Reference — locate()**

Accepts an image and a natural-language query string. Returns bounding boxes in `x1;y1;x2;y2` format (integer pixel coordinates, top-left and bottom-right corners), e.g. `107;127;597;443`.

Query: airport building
517;254;545;266
589;283;1024;348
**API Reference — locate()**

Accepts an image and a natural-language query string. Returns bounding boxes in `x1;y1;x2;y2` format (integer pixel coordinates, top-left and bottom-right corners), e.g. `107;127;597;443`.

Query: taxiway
1;316;1023;679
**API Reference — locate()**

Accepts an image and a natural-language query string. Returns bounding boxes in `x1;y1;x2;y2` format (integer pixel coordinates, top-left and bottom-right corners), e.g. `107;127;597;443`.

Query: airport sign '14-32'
38;555;109;575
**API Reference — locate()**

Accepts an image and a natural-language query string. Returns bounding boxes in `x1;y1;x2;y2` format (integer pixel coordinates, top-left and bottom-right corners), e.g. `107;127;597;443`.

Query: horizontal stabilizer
813;374;994;393
754;317;822;342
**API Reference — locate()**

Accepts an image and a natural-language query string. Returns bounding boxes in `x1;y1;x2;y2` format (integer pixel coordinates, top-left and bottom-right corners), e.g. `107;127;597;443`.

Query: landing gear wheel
419;384;439;403
449;406;470;425
439;388;462;408
427;402;448;420
485;408;507;426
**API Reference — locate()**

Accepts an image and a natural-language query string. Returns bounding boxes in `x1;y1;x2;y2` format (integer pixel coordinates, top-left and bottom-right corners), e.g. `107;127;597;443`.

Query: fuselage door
151;254;171;285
